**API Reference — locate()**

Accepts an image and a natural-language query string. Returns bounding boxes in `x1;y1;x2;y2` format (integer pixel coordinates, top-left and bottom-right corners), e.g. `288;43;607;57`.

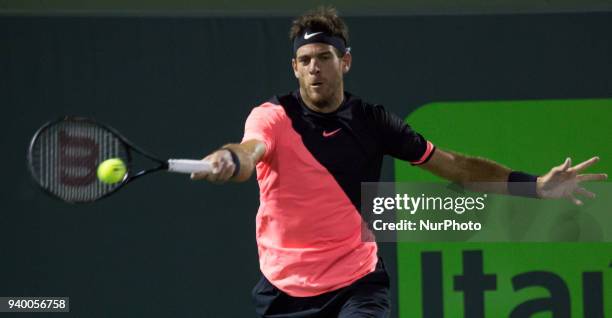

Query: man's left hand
537;156;608;205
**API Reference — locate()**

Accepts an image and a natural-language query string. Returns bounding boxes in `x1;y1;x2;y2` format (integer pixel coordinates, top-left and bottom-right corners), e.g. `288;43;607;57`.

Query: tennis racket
27;116;212;203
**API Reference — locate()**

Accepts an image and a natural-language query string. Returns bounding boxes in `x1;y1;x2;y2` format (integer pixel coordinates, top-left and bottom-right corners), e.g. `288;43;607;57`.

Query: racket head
28;117;133;203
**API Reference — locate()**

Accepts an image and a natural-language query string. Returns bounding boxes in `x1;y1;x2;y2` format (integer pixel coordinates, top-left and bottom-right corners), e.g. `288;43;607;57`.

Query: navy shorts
252;258;391;318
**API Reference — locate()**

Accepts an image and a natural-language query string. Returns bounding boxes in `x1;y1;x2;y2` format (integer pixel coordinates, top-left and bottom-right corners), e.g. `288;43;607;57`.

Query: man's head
289;7;352;112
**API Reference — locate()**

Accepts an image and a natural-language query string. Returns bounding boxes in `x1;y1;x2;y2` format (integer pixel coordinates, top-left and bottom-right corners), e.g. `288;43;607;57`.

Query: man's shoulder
342;91;380;108
248;97;288;122
271;92;299;108
344;92;386;118
251;91;298;110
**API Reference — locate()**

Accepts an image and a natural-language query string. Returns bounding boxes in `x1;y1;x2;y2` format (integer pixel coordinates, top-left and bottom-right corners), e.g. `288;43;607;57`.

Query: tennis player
191;7;606;318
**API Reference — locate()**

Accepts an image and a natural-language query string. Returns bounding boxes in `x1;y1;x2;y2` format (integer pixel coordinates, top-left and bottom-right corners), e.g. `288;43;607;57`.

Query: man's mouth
311;82;323;87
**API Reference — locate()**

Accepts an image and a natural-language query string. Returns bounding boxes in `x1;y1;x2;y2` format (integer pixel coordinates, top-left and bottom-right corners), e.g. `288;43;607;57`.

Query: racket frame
28;116;170;203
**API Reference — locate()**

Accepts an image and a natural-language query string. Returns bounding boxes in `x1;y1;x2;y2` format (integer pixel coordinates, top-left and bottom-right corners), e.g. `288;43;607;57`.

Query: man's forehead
296;43;335;58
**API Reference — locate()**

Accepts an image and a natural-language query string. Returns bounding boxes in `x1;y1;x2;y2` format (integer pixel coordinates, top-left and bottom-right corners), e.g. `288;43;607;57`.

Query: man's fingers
559;157;572;171
211;160;222;174
577;173;608;182
215;160;234;182
191;150;236;182
216;157;237;182
218;162;235;181
191;171;210;180
191;157;223;181
575;187;595;199
192;160;235;183
570;156;599;173
210;160;228;182
567;194;583;206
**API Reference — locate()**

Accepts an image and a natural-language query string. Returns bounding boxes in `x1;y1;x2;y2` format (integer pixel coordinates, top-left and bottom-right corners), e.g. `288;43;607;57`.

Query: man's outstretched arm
420;148;607;204
190;139;266;183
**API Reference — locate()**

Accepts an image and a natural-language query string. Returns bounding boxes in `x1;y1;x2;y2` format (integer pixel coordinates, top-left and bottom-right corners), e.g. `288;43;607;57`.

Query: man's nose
307;59;320;74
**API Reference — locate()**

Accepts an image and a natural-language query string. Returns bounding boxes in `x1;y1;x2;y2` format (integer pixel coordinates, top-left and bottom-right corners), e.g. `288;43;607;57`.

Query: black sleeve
366;104;435;165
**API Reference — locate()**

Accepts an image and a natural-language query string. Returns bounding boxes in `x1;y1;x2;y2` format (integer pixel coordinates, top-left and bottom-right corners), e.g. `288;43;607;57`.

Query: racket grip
167;159;212;174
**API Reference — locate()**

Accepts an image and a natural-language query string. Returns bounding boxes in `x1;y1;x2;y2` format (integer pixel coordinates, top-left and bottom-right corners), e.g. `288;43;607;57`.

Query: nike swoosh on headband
304;32;323;40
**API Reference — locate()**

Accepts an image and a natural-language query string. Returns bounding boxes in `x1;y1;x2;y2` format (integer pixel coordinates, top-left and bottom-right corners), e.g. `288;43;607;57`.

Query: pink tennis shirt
242;91;434;297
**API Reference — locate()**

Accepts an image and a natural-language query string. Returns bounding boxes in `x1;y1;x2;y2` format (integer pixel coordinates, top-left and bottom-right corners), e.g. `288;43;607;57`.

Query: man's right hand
190;140;266;183
190;149;236;183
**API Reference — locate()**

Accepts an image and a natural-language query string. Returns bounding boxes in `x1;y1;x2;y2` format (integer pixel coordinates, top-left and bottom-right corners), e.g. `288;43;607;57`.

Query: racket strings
29;119;129;202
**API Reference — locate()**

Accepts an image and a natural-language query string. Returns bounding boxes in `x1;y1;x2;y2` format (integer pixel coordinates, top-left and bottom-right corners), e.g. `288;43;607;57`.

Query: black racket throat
126;161;169;183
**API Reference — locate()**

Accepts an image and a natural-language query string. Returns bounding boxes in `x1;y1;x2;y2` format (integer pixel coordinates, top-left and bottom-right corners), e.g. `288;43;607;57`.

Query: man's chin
307;91;329;103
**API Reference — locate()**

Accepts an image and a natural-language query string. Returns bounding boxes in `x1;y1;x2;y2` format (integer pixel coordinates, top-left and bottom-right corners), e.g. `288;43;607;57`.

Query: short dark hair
289;6;349;51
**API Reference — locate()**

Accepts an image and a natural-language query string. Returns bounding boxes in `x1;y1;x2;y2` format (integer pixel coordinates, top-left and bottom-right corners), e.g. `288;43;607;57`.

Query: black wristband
223;148;241;179
507;171;539;198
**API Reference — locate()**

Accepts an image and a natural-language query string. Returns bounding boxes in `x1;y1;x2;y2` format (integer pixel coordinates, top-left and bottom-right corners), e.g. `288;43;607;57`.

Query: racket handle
167;159;212;174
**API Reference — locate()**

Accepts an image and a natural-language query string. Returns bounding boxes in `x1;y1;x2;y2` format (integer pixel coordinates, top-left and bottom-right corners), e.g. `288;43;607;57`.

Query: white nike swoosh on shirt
304;32;323;40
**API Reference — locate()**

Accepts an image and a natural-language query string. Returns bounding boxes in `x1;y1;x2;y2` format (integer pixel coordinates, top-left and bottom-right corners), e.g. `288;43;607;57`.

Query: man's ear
341;52;352;74
291;58;299;79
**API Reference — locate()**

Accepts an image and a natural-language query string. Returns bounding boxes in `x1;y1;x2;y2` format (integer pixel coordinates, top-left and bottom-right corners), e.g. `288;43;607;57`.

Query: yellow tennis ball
97;158;127;184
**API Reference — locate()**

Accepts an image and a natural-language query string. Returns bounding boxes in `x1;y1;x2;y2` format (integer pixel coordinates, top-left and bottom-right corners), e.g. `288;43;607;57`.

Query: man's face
292;43;351;109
